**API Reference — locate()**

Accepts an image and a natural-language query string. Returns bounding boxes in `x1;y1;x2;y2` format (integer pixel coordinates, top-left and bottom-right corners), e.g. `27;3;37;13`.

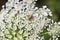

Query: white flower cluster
0;0;60;40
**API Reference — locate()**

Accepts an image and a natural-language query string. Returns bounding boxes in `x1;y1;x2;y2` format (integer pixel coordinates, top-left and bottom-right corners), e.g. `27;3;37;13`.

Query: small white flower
14;37;18;40
58;22;60;24
18;30;23;34
0;32;4;37
23;0;34;4
43;5;47;9
5;34;12;39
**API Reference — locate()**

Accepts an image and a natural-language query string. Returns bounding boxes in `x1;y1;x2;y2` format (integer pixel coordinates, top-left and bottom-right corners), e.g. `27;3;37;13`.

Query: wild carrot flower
0;0;60;40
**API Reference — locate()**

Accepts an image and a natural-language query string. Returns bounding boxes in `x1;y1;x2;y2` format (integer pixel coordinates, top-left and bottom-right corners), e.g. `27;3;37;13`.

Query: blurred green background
0;0;60;22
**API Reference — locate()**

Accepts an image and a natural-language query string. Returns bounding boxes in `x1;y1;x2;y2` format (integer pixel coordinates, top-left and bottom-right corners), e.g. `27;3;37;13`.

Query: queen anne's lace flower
0;0;60;40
